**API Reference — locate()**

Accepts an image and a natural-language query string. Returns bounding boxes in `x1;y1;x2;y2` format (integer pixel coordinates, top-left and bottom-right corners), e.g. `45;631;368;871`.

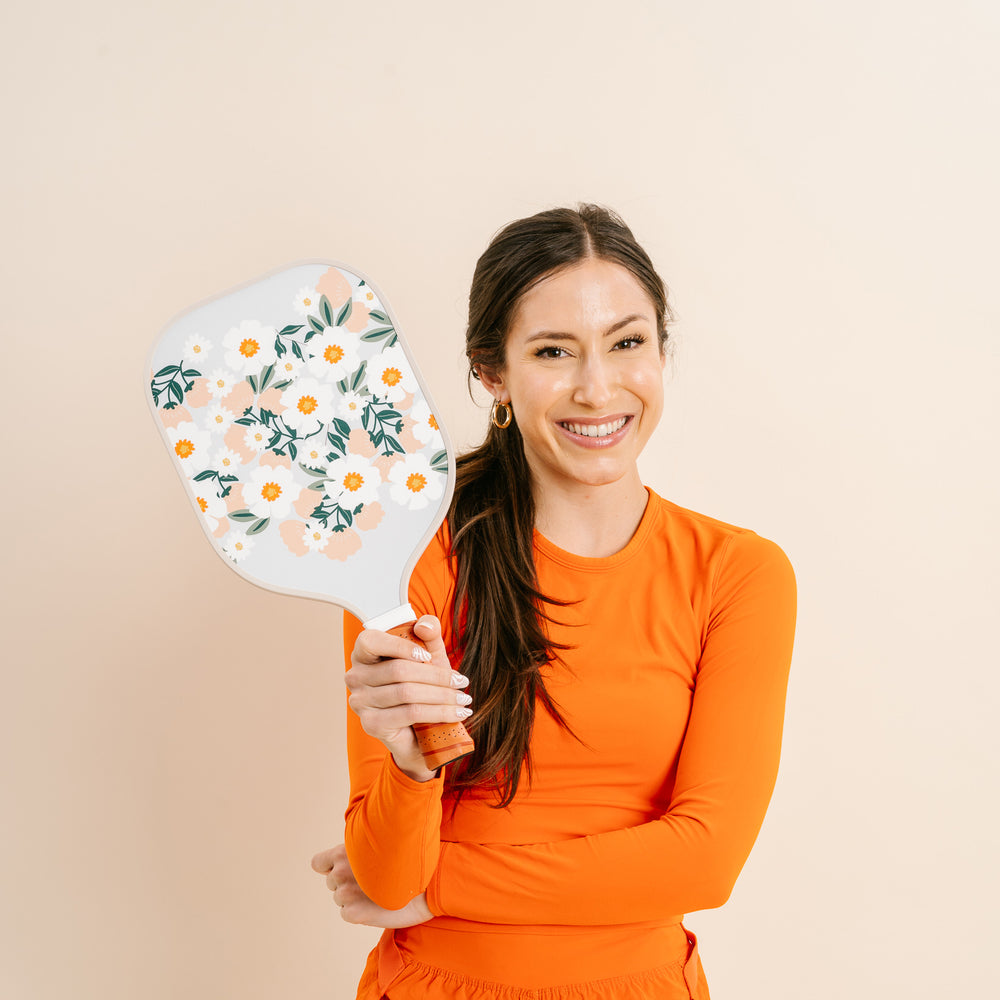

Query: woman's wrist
391;751;439;784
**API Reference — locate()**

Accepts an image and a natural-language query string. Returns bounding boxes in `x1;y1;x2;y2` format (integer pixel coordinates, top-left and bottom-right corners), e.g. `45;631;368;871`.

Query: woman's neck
532;474;650;559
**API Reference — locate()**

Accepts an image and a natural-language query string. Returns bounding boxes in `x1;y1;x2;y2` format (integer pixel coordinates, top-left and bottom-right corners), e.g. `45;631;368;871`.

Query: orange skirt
356;922;710;999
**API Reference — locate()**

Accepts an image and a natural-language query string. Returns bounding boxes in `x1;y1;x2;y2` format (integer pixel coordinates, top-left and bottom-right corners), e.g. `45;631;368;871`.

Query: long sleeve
425;531;797;925
341;528;457;910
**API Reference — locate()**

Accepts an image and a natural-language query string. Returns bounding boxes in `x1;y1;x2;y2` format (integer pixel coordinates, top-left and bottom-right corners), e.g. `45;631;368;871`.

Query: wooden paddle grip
386;621;475;770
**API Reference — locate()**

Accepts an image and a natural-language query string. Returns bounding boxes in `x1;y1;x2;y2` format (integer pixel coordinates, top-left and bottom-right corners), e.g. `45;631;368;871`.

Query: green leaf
274;339;286;358
333;418;351;437
193;470;216;482
319;295;333;326
299;464;327;478
259;363;275;392
288;442;297;460
228;509;256;521
336;377;349;394
278;324;304;336
247;517;270;536
234;416;255;426
154;364;180;378
336;298;353;325
308;315;325;335
247;373;259;394
430;450;449;474
267;433;282;449
271;379;292;390
368;310;388;323
361;326;395;342
163;401;177;410
350;361;368;390
308;480;327;491
168;381;183;404
387;333;397;347
353;504;363;515
220;474;239;483
291;341;304;360
181;368;202;379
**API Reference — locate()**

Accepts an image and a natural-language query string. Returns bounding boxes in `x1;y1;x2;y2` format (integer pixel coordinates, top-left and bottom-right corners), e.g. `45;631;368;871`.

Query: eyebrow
524;313;652;343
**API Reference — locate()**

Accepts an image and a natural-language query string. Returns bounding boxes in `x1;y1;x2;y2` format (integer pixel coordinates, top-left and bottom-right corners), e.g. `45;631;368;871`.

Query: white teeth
561;418;628;438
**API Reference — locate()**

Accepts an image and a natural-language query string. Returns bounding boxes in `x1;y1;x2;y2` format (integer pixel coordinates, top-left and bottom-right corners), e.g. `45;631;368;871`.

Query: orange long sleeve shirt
342;489;796;994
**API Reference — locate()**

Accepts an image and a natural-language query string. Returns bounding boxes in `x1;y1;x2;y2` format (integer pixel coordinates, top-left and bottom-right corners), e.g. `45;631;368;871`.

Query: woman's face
481;257;665;498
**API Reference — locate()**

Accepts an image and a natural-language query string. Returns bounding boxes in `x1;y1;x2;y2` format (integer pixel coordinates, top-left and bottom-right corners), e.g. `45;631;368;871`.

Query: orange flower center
253;431;264;442
323;344;345;364
283;362;295;373
381;367;402;387
405;472;427;494
197;496;208;512
261;481;282;502
312;531;322;541
343;471;364;492
303;296;312;307
221;456;232;467
347;400;358;411
298;395;318;414
428;414;439;430
175;439;195;459
239;338;260;358
192;344;202;354
216;379;226;388
234;541;244;551
213;413;225;424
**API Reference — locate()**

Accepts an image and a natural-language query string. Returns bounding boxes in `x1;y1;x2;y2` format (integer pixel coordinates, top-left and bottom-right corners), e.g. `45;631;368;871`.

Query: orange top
342;489;797;996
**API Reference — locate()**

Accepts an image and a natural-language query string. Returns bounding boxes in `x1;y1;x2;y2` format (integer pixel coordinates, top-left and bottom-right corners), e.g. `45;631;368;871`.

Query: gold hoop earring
490;399;512;429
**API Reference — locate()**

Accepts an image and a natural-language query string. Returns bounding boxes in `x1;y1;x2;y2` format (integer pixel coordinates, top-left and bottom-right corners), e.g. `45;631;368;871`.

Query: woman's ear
475;364;507;402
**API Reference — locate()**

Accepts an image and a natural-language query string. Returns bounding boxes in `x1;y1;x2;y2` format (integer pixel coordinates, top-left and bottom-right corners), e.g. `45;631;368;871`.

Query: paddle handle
386;621;476;770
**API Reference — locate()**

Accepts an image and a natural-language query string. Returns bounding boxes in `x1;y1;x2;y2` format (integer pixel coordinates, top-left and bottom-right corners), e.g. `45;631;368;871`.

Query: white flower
354;282;380;310
292;286;320;316
409;399;443;449
279;377;335;432
182;334;212;364
325;453;382;507
205;368;239;399
338;390;366;421
241;464;302;519
273;354;304;382
243;424;270;454
213;445;243;476
223;320;277;376
202;403;234;436
222;529;255;563
193;491;227;532
370;345;415;403
298;438;328;470
388;453;443;511
301;520;332;552
167;421;214;476
306;327;361;383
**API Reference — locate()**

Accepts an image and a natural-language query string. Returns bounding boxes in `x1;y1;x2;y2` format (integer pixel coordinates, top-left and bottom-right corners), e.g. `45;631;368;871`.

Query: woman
312;204;797;999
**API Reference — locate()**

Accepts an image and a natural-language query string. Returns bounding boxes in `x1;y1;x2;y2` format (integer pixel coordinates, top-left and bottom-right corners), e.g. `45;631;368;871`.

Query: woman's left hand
311;844;434;928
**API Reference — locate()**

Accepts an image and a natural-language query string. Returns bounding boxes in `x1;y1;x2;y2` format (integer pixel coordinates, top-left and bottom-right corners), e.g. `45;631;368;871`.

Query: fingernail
451;673;470;688
456;692;473;706
412;647;432;662
457;707;473;719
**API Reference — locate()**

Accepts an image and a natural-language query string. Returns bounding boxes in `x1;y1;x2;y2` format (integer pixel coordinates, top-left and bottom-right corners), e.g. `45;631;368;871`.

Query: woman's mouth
557;416;632;444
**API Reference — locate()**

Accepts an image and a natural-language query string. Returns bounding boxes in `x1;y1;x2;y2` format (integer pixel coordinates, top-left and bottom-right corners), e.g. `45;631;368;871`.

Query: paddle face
147;260;455;623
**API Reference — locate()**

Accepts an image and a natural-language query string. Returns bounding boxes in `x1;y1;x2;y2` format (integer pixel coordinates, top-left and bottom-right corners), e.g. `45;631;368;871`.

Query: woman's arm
341;614;467;909
425;532;797;925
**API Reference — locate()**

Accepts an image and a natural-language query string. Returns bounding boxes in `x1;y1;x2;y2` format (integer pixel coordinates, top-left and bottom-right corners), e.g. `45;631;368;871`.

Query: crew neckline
532;487;661;571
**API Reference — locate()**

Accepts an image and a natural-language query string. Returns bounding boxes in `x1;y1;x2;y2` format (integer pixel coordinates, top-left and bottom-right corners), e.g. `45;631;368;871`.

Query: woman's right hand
345;615;472;782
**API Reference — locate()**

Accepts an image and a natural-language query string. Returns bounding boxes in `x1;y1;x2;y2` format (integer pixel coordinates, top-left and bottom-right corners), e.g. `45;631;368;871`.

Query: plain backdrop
3;2;997;997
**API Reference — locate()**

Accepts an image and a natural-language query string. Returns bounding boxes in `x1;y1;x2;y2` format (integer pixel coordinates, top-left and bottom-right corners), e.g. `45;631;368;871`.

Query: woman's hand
311;844;433;928
346;616;472;782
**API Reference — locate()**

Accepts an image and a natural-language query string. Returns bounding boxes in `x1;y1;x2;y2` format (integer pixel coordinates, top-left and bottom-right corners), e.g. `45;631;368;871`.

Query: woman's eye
534;345;567;359
614;335;647;350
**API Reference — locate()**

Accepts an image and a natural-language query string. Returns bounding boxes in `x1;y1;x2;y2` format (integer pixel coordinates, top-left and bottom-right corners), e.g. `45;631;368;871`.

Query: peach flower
355;502;384;532
316;268;351;310
185;378;211;409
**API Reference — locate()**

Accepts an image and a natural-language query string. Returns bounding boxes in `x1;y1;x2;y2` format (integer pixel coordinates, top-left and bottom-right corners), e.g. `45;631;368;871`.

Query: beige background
3;1;997;997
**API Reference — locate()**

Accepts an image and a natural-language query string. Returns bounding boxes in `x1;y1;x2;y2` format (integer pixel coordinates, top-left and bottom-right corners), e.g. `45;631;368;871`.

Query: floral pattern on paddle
151;265;448;565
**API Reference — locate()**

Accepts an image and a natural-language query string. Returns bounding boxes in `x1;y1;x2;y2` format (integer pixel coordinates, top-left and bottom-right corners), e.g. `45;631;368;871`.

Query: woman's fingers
310;843;346;875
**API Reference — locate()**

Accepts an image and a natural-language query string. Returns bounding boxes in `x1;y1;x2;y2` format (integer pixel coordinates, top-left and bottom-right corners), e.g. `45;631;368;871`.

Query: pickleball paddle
146;260;474;770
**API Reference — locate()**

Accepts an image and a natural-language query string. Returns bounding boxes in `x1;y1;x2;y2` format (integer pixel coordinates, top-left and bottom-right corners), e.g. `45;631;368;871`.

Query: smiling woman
311;204;797;1000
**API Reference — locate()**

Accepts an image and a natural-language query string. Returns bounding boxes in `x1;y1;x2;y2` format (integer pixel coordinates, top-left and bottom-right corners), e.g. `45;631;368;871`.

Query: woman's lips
556;415;633;447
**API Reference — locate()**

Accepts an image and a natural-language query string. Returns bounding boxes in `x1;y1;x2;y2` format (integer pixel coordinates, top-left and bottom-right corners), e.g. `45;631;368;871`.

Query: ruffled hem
356;926;710;999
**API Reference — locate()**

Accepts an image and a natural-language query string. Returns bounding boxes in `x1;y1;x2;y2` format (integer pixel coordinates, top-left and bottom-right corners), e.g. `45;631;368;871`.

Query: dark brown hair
445;204;674;806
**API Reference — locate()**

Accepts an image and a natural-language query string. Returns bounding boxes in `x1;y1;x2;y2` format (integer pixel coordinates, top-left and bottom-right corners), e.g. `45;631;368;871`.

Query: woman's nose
571;355;615;408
